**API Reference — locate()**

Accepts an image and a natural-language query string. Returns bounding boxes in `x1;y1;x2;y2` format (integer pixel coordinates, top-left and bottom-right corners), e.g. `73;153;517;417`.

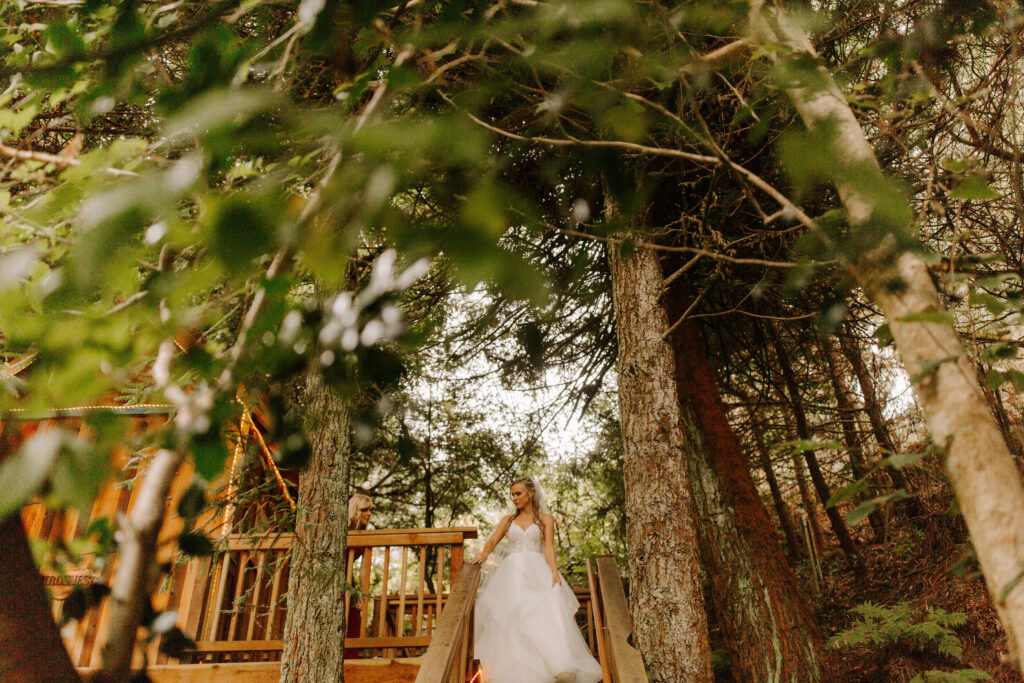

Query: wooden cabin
10;356;648;682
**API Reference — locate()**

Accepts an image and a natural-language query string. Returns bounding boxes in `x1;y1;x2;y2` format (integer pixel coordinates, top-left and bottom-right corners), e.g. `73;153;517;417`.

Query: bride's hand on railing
470;551;487;565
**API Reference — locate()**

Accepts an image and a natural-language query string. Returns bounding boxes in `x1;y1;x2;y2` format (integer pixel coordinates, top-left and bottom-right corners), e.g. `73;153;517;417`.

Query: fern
828;602;971;660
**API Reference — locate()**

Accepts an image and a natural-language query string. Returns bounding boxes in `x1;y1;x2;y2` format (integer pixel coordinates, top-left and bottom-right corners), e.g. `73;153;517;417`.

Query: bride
470;476;603;683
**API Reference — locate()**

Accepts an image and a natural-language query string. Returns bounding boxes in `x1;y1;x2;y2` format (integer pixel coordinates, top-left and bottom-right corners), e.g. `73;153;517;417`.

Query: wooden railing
413;555;641;683
414;563;480;683
590;555;649;683
172;527;478;663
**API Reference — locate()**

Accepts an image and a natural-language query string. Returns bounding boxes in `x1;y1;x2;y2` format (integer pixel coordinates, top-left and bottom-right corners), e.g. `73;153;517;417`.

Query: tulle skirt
474;551;603;683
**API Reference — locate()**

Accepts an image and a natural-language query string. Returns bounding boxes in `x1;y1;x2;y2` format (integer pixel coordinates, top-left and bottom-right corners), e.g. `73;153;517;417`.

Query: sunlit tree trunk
770;324;861;570
751;2;1024;661
608;242;712;683
280;369;352;683
665;305;823;681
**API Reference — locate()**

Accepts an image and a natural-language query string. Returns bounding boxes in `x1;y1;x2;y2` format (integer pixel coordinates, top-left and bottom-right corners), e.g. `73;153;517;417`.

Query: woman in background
344;493;373;659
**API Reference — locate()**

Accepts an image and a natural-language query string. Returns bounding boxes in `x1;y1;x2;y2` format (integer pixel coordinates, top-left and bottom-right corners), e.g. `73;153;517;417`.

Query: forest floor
710;484;1024;682
815;504;1022;682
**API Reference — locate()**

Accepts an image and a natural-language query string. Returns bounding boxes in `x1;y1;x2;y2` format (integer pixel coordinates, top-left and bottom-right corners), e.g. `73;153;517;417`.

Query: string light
242;407;296;511
0;353;36;379
220;417;249;536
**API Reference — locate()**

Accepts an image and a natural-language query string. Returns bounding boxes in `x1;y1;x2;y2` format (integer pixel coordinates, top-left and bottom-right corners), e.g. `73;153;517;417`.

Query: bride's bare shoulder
541;513;555;526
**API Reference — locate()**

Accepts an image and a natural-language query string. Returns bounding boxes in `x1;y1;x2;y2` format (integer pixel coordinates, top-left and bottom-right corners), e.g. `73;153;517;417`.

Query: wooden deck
14;388;646;682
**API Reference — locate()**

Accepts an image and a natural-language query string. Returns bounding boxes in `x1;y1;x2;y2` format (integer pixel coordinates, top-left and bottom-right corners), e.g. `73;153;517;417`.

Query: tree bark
751;2;1024;661
749;413;802;560
280;369;352;683
666;309;823;681
608;243;712;683
822;336;886;541
0;515;81;682
770;324;861;570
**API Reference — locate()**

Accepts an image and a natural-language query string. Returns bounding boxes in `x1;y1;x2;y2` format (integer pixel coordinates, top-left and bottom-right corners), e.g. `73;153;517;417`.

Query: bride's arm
470;514;512;564
542;514;561;587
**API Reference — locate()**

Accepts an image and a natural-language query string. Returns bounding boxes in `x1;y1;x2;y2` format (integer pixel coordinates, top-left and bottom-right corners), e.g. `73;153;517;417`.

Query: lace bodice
506;522;543;554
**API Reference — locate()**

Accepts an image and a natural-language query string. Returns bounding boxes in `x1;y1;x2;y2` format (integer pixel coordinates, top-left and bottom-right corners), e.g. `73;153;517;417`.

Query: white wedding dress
474;522;603;683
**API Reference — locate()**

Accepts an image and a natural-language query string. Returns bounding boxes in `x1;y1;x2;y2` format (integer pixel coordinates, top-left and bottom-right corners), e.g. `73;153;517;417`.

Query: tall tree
666;302;823;681
822;335;886;541
751;0;1024;661
608;240;712;682
771;323;861;569
281;369;353;682
749;410;802;560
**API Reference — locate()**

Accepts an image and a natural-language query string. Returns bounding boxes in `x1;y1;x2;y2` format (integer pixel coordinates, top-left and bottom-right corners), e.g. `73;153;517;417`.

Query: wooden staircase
412;555;649;683
32;507;644;682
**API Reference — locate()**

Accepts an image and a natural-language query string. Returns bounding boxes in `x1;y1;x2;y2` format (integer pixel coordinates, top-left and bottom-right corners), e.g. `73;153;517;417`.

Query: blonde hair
348;493;372;530
509;476;543;528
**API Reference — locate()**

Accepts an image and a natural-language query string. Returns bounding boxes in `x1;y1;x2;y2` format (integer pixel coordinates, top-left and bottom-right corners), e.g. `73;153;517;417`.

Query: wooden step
78;657;422;682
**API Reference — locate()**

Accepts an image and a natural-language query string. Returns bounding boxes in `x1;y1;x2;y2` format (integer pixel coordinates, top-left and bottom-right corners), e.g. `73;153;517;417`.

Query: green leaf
826;478;868;508
985;369;1005;391
846;500;879;525
883;452;925;469
897;311;955;325
177;480;206;521
968;291;1007;315
950;174;999;200
157;626;197;658
1008;370;1024;392
209;196;275;276
941;158;970;173
0;428;64;518
874;323;894;347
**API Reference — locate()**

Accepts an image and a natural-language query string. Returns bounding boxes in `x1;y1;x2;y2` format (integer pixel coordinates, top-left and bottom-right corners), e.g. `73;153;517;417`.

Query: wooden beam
222;528;477;551
190;635;431;652
78;658;422;682
595;556;649;683
414;564;480;683
586;559;612;683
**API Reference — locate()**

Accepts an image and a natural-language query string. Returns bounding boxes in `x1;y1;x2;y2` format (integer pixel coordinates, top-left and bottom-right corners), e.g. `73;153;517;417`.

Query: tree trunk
280;369;352;683
822;336;886;541
666;308;823;681
608;243;712;683
780;410;826;554
751;2;1024;661
0;515;81;682
770;324;861;570
837;329;923;514
838;328;898;454
749;413;803;560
